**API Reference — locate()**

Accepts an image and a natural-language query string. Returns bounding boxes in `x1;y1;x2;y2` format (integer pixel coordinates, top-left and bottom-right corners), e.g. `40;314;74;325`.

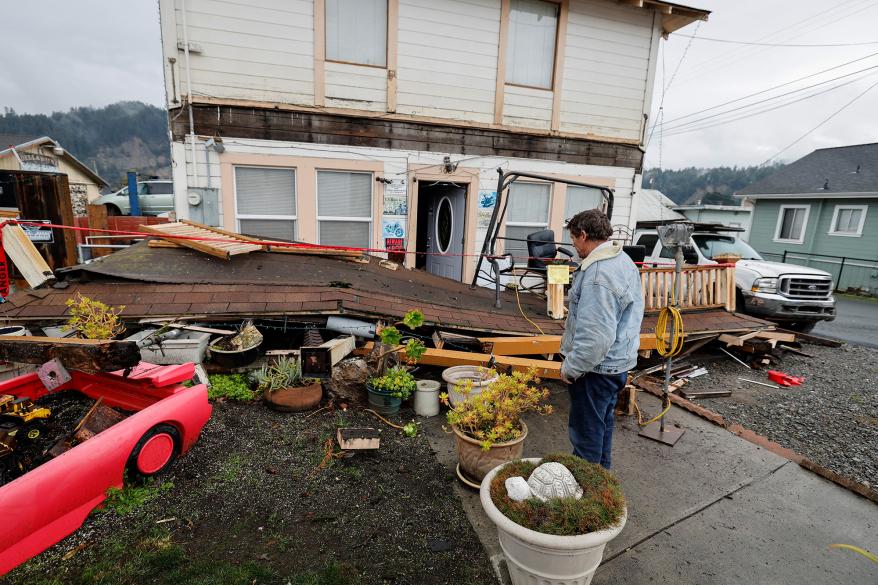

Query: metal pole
660;247;683;434
127;171;141;216
836;257;846;292
782;250;788;263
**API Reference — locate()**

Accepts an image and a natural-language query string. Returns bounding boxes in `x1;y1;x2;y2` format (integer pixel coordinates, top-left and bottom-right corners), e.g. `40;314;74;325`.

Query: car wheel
126;423;181;481
105;204;122;216
786;321;817;334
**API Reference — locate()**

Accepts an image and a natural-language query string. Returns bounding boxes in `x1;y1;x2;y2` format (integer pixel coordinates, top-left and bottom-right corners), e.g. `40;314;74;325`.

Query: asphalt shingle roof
738;142;878;196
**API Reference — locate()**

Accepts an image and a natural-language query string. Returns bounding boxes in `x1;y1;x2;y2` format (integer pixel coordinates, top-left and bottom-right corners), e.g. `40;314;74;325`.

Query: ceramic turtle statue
526;462;583;502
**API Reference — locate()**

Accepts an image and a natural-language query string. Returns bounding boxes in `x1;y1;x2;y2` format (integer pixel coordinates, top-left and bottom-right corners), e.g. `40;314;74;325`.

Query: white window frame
233;165;298;238
773;204;810;244
827;204;867;237
316;169;374;247
505;0;560;90
504;182;552;258
325;0;388;69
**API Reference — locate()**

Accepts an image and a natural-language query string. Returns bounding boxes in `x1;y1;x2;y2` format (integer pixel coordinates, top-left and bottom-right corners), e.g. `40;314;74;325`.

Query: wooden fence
640;265;736;312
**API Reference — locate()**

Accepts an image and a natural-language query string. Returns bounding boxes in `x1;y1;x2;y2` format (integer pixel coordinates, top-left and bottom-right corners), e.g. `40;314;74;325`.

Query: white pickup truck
633;227;836;332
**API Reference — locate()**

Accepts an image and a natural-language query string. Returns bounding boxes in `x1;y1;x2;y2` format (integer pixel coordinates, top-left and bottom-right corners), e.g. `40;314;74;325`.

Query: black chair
510;229;576;294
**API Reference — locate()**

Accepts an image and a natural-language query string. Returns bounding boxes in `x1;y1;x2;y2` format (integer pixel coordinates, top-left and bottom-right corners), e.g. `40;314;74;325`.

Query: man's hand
560;372;572;384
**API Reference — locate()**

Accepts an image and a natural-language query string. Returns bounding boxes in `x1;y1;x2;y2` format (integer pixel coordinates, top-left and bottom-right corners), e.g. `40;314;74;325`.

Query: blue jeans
567;371;628;469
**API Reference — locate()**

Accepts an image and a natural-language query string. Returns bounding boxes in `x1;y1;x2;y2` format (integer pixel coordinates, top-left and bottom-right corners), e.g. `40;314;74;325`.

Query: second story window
326;0;387;67
506;0;559;89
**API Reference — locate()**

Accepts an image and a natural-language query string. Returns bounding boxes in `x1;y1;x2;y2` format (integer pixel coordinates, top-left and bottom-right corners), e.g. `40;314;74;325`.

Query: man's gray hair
566;209;613;241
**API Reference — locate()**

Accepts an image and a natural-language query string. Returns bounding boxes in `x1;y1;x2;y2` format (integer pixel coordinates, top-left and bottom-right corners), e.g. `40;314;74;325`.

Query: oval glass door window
436;196;453;254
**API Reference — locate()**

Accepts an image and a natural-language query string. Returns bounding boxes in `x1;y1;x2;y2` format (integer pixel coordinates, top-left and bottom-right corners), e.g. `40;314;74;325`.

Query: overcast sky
1;0;876;170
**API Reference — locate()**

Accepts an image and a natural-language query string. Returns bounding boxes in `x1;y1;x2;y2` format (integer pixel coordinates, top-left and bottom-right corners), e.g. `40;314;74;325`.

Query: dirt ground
4;399;497;585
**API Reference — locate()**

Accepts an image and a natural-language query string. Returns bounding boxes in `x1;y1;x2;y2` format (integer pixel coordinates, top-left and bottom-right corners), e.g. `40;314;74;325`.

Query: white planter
480;458;627;585
414;379;441;417
127;329;212;365
442;365;498;407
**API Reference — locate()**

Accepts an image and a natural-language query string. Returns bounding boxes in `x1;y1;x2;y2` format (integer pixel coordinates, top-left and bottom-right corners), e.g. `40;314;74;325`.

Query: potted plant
253;355;323;412
480;453;627;585
365;310;427;415
209;320;263;368
441;368;552;484
62;293;125;339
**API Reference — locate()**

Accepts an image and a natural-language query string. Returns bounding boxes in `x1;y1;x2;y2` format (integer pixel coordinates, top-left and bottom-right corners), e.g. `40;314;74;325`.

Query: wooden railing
640;265;736;312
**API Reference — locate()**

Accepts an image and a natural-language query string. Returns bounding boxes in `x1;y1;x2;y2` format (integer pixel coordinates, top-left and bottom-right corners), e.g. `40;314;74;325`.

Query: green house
737;143;878;295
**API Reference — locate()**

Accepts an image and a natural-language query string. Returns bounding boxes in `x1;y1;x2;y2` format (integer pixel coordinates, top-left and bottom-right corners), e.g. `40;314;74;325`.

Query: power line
654;64;878;136
656;51;878;127
759;77;878;166
678;0;877;82
659;70;878;138
672;34;878;48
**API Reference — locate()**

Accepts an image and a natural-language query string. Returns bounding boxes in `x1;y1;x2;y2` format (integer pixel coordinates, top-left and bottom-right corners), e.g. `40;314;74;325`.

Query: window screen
832;207;863;234
506;0;558;89
505;182;551;261
326;0;387;67
235;167;296;216
317;170;372;248
777;207;806;241
234;167;297;240
239;219;296;241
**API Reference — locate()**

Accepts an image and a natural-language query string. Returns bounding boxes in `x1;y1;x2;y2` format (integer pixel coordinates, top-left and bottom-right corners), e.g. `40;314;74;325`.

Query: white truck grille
779;276;833;299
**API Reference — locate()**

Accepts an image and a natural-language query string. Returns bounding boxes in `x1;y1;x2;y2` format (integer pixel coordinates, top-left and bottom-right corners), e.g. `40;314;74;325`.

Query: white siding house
158;0;708;283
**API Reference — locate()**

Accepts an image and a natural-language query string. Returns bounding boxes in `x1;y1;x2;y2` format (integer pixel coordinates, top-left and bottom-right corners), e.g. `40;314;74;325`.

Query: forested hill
643;163;786;205
0;101;169;188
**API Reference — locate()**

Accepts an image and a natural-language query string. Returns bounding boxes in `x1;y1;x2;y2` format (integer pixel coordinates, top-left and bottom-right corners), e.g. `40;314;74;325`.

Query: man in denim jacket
559;209;644;469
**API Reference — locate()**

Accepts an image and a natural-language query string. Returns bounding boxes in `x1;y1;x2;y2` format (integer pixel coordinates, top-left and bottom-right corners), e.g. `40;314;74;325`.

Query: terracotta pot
453;421;528;483
263;382;322;412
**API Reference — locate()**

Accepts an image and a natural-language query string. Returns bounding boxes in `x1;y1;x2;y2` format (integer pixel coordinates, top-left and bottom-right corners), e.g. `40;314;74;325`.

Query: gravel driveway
679;343;878;489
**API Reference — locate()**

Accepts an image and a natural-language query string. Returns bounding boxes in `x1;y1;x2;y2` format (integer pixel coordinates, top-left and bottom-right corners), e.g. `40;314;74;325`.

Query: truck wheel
126;423;180;481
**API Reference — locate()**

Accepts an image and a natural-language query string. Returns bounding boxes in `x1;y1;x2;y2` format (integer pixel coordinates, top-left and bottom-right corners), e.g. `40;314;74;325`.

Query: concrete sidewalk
423;386;878;584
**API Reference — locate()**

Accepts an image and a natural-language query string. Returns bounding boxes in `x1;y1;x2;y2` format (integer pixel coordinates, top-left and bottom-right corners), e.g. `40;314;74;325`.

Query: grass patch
489;453;625;536
207;374;256;401
103;480;173;515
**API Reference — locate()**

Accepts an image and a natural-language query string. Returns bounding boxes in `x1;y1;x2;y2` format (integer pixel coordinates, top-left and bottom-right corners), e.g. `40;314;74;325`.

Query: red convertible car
0;362;212;575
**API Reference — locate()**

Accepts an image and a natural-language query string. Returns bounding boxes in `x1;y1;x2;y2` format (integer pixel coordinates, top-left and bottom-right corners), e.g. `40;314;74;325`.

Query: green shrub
367;365;417;399
207;374;255;401
489;453;625;535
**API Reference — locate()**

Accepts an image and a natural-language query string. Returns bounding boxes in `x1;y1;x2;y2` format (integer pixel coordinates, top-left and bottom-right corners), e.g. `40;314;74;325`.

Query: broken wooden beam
301;335;356;379
358;343;562;380
0;336;141;373
478;335;561;356
1;224;55;289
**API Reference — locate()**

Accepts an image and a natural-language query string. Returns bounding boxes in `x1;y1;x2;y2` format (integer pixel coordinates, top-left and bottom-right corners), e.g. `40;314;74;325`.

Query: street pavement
813;295;878;348
423;387;878;585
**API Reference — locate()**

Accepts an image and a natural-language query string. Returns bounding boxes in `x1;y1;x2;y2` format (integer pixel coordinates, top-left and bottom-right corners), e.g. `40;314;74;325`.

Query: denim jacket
559;241;644;380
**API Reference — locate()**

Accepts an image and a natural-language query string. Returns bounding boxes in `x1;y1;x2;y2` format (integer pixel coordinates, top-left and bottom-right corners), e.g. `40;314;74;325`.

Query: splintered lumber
776;328;842;348
140;221;264;260
678;388;732;400
1;224;54;288
479;333;665;356
301;335;356;378
358;343;562;380
0;336;141;373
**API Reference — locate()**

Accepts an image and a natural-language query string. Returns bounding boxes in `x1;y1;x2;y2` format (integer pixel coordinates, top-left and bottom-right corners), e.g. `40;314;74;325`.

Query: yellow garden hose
655;305;685;358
